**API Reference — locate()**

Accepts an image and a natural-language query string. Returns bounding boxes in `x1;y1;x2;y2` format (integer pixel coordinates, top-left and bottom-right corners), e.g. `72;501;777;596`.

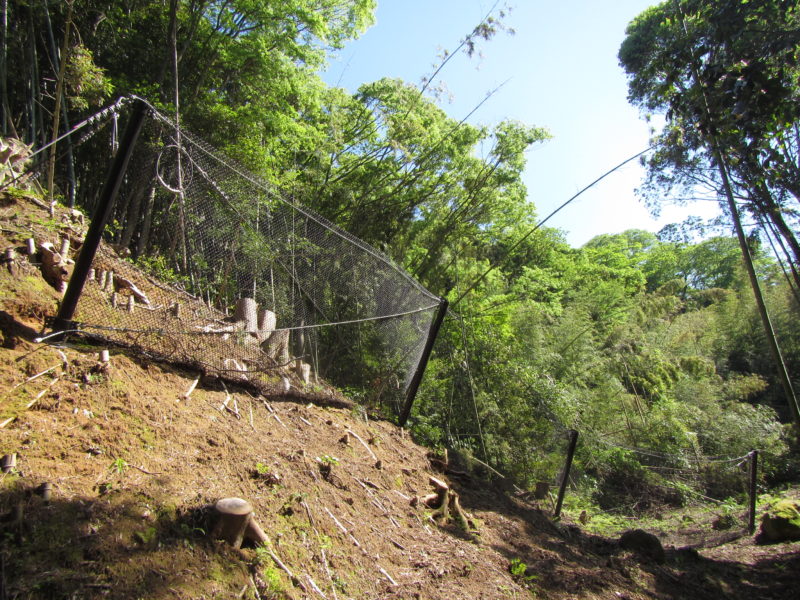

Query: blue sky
321;0;720;247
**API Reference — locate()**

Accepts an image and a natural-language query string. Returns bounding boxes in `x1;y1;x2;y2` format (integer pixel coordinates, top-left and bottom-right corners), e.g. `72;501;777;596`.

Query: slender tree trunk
715;154;800;430
42;0;75;207
46;0;73;213
676;6;800;435
1;0;7;137
135;183;156;259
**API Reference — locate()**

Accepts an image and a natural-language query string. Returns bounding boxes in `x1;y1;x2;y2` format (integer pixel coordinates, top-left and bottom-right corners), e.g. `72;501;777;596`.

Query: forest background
3;0;800;513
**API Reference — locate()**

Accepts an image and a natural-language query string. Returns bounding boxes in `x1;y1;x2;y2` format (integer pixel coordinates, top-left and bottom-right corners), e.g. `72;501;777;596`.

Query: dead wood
114;274;151;305
38;241;70;293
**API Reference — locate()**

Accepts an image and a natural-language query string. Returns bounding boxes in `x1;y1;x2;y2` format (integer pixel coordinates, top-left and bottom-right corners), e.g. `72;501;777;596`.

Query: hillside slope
1;193;798;600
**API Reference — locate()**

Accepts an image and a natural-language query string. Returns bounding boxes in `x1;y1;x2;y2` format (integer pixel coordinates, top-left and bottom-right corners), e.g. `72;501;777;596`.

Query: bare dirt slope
1;193;798;599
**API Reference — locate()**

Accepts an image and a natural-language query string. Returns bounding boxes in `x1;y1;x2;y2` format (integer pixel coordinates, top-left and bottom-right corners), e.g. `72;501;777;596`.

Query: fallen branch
261;535;307;593
263;402;287;429
181;375;200;401
113;274;151;305
323;506;361;547
378;566;397;587
306;575;327;599
26;375;60;408
320;548;338;600
131;465;163;475
345;429;377;461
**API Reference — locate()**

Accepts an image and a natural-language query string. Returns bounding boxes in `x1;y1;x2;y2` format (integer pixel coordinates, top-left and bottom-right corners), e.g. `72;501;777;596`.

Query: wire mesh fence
11;96;441;413
583;439;759;534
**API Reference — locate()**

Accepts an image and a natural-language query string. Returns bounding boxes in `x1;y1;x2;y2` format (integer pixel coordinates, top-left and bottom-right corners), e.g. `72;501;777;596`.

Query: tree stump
211;497;269;548
295;359;311;385
534;481;550;500
2;247;16;275
212;497;253;549
234;298;259;334
0;453;16;473
264;330;290;364
415;476;477;533
38;242;70;294
257;309;276;343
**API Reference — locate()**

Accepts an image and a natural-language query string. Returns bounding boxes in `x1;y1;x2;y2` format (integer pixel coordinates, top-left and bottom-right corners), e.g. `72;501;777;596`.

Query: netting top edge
124;95;441;305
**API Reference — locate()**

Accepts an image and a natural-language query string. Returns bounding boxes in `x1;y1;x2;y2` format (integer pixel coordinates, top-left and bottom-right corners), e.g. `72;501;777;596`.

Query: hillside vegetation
1;192;799;600
1;2;800;596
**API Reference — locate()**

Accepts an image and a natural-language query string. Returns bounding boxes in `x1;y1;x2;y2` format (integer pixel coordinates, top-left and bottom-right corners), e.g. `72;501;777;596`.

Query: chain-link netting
18;97;441;409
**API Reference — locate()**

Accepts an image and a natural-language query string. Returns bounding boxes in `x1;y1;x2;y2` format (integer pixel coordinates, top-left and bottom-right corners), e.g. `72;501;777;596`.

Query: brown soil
1;193;798;599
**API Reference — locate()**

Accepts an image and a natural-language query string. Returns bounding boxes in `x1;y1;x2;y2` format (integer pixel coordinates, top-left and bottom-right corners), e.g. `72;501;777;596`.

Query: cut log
114;275;151;306
212;497;253;549
25;238;35;256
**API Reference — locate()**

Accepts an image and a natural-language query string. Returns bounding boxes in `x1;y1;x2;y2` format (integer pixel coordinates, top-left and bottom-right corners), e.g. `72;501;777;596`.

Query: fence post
748;449;758;535
398;297;448;427
52;98;148;336
554;429;579;519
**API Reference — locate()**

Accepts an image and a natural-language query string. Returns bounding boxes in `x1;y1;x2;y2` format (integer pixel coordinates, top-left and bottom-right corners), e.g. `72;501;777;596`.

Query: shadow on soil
452;475;798;600
0;483;248;599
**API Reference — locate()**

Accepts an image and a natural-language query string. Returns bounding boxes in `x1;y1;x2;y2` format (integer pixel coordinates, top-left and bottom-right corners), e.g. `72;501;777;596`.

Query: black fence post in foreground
554;429;579;519
52;99;148;337
748;449;759;534
398;297;449;428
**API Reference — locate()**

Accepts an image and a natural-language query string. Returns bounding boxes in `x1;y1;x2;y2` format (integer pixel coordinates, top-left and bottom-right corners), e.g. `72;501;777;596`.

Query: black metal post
554;429;579;519
52;99;148;335
748;449;758;534
398;297;448;427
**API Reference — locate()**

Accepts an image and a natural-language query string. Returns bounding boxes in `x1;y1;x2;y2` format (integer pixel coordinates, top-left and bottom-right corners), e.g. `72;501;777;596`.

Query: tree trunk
135;184;156;259
46;0;73;209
